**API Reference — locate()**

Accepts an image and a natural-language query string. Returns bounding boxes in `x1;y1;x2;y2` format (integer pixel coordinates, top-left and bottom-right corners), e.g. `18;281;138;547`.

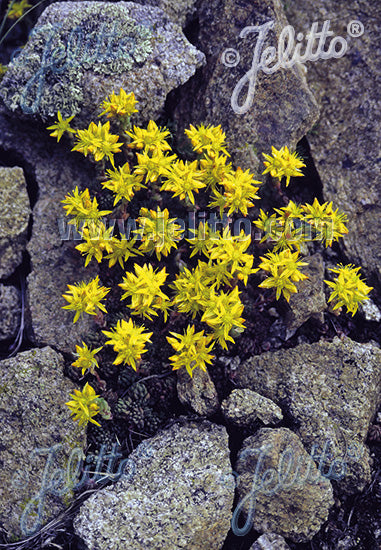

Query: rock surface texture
176;366;220;416
0;1;205;126
0;347;86;539
0;284;21;341
282;253;326;339
221;389;283;427
235;428;334;542
250;533;291;549
74;420;235;550
0;108;101;352
0;166;31;279
132;0;197;27
173;0;319;169
285;0;381;282
235;337;381;493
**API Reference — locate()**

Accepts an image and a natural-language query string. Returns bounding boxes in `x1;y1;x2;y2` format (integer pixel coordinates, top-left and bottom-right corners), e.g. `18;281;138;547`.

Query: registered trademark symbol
347;20;364;38
221;48;240;68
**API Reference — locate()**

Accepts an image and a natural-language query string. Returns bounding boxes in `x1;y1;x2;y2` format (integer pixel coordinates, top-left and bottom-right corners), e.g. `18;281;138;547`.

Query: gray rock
74;420;235;550
285;1;381;282
0;106;104;353
177;366;219;416
234;428;334;542
360;298;381;322
221;389;283;427
0;1;205;126
0;166;31;279
173;0;319;170
0;347;86;540
235;337;381;493
250;533;291;549
132;0;197;27
283;253;326;339
0;284;21;341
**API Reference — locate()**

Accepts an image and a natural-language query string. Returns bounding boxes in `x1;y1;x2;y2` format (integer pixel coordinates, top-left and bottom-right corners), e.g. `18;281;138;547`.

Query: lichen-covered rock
285;1;381;283
0;284;21;341
0;1;205;126
74;420;235;550
221;389;283;427
0;166;31;278
177;366;219;416
172;0;319;170
235;428;334;542
250;533;291;549
235;337;381;493
0;347;86;540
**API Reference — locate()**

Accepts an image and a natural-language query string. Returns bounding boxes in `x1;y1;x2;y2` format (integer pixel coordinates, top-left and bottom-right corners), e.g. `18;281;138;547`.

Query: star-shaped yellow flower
47;111;76;143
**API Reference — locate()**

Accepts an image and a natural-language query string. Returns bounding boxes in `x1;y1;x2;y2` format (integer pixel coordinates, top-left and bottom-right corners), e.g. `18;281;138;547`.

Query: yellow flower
105;236;141;268
62;276;110;323
134;150;177;182
119;263;170;321
65;383;101;427
160;159;206;205
301;198;348;247
61;187;111;226
257;249;308;301
186;221;218;258
185;123;229;158
325;264;372;316
102;318;152;370
170;263;215;319
127;120;171;153
262;146;305;186
72;342;103;375
99;89;138;119
200;154;233;190
72;121;122;167
47;111;76;143
209;167;261;217
208;228;257;285
201;286;245;349
167;325;215;377
7;0;31;19
102;163;146;205
135;206;184;260
75;221;114;266
254;201;305;252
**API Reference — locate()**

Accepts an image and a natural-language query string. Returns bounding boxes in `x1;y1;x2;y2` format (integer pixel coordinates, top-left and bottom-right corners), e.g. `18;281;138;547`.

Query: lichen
1;3;153;119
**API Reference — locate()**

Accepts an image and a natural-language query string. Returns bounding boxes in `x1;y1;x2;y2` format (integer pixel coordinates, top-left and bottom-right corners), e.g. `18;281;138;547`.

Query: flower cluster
99;89;138;120
101;163;146;205
262;145;306;186
47;88;372;425
325;264;373;315
257;249;308;302
102;319;153;370
61;187;111;226
72;342;102;376
72;121;123;166
65;383;101;427
135;206;184;260
119;263;170;321
62;276;109;323
167;326;215;377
